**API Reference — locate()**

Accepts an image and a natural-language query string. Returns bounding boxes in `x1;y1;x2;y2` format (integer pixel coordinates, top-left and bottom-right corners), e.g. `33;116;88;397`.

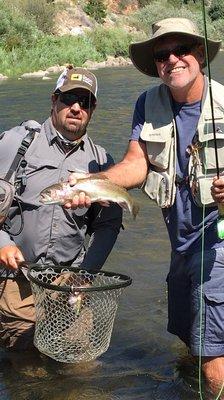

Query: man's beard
62;120;87;140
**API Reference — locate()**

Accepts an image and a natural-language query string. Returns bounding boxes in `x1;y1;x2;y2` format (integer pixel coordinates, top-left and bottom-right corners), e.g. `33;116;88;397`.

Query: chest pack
0;124;40;229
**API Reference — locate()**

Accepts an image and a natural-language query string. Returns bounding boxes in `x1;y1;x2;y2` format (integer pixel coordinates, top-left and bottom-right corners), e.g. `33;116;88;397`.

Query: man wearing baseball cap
0;66;122;350
68;19;224;395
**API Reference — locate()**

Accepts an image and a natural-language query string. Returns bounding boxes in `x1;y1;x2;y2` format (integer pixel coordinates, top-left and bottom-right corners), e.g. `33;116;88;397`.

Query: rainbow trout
40;176;139;218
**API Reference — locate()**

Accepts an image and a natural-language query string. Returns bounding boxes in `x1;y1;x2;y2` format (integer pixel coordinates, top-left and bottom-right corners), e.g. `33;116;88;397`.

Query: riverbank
0;55;132;81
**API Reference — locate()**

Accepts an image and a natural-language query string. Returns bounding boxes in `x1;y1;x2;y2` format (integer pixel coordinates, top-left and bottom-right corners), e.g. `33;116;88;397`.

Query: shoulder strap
4;126;40;182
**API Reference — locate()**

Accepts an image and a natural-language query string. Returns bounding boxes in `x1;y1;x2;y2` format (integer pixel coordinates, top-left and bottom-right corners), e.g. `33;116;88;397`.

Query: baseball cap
54;66;98;100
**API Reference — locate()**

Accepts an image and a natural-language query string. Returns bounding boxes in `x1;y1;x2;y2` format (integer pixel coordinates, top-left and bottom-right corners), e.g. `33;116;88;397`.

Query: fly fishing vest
141;76;224;208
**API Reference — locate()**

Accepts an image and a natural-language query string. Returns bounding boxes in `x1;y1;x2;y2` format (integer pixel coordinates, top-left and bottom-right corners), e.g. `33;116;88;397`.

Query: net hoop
27;264;132;293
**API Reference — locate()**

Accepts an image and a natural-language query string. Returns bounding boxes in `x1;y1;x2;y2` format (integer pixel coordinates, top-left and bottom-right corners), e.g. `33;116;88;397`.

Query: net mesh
29;267;130;363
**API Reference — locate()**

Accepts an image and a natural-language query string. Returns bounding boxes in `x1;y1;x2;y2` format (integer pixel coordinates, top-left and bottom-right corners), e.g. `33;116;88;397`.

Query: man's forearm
100;141;149;189
102;159;147;189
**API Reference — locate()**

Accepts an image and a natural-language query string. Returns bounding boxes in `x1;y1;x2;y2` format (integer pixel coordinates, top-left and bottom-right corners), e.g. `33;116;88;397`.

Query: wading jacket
141;76;224;208
0;117;122;277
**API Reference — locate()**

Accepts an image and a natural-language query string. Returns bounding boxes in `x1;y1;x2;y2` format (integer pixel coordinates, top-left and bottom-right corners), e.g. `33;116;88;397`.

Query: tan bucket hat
129;17;221;77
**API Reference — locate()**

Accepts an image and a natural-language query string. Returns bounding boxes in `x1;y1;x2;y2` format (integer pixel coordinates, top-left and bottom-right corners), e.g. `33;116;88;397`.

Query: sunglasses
153;43;196;63
59;93;96;108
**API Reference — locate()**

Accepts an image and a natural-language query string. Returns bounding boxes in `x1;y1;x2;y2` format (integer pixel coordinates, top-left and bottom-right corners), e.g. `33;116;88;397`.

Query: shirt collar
44;117;86;151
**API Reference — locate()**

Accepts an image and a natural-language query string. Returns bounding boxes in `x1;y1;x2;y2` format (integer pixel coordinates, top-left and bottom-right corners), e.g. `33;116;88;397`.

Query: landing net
28;265;132;363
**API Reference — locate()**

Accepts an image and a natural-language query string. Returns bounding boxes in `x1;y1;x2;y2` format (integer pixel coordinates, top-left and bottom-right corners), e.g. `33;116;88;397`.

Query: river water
0;54;224;400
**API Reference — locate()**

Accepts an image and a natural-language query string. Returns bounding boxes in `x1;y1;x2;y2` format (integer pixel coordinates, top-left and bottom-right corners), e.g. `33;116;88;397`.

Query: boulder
0;74;8;80
21;70;50;78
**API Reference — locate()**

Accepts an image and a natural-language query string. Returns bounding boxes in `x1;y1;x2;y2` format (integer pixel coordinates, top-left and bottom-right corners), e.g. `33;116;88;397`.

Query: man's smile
167;66;186;74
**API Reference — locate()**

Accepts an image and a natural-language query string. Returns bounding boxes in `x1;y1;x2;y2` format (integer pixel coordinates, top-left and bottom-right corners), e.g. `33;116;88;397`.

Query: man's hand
63;172;92;209
211;176;224;203
0;245;25;270
64;172;109;210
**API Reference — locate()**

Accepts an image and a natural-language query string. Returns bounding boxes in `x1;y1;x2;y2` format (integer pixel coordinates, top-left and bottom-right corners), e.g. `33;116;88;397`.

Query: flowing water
0;54;224;400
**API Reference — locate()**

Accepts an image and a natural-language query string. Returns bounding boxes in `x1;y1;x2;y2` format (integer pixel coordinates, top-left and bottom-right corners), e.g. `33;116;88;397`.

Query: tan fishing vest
141;76;224;208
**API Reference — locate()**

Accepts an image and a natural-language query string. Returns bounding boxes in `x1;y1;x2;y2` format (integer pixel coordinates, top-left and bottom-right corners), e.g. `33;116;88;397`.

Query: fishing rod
201;0;224;240
199;3;224;400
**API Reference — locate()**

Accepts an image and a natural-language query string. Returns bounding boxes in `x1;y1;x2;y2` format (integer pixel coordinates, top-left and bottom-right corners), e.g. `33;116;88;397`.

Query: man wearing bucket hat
0;66;122;350
68;19;224;396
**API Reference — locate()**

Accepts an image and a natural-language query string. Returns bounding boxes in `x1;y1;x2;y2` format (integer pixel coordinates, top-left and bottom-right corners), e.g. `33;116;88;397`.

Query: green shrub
208;0;224;21
88;26;137;58
0;34;102;76
19;0;57;34
137;0;152;7
84;0;106;23
210;17;224;40
129;0;217;39
0;0;40;50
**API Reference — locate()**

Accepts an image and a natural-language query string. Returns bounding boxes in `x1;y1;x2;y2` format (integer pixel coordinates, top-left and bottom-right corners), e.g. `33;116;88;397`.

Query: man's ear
51;93;58;104
197;44;205;65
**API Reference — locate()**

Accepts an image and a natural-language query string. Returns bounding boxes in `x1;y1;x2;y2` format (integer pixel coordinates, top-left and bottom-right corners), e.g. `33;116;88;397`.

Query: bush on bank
129;0;221;40
0;28;143;77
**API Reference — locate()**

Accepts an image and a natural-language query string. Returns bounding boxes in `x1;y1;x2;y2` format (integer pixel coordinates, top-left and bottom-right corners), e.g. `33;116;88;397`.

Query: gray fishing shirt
0;117;122;275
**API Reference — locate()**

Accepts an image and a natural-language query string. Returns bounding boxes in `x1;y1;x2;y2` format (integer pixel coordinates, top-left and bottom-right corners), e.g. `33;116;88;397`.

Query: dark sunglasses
59;93;96;108
153;43;196;63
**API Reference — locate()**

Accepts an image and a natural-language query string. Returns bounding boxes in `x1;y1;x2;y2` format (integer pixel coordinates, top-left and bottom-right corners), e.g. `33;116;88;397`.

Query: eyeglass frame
56;91;96;109
153;42;198;63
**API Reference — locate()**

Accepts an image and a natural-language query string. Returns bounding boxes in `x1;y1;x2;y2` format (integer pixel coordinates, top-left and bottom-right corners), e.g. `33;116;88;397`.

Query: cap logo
70;73;93;87
71;73;82;81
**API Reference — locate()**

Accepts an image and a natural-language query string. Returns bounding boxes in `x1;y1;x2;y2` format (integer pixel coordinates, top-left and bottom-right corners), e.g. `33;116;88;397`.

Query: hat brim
129;32;221;77
56;83;97;100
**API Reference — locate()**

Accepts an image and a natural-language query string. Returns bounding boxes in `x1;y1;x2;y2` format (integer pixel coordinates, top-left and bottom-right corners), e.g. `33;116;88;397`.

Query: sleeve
130;91;147;141
79;202;122;271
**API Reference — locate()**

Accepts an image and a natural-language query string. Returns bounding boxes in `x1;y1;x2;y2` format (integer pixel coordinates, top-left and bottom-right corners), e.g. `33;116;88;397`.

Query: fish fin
118;201;140;219
92;198;111;207
83;173;109;181
100;200;110;207
118;201;129;211
132;202;140;219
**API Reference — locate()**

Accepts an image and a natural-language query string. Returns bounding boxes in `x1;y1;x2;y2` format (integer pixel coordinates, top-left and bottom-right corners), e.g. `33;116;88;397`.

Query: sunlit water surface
0;54;224;400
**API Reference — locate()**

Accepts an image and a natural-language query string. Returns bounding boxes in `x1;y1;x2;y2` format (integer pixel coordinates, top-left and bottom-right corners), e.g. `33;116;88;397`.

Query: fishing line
199;1;224;399
201;0;224;239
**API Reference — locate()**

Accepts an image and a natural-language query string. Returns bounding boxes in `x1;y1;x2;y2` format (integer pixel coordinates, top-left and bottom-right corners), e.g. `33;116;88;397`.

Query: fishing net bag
28;265;132;363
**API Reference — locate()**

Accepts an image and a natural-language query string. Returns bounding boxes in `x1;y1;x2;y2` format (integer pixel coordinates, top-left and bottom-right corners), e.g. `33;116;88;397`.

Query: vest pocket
202;141;224;170
194;175;215;206
145;138;172;170
141;122;173;170
143;170;171;208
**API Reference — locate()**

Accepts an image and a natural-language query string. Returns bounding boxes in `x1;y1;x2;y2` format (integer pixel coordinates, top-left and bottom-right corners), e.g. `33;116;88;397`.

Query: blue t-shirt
131;91;222;254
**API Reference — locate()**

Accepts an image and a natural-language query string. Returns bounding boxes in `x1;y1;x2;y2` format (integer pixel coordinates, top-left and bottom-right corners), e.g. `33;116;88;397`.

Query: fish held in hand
40;176;139;218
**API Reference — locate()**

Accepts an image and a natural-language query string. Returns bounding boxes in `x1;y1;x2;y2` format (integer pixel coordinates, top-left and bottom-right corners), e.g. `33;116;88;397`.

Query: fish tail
132;202;140;219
